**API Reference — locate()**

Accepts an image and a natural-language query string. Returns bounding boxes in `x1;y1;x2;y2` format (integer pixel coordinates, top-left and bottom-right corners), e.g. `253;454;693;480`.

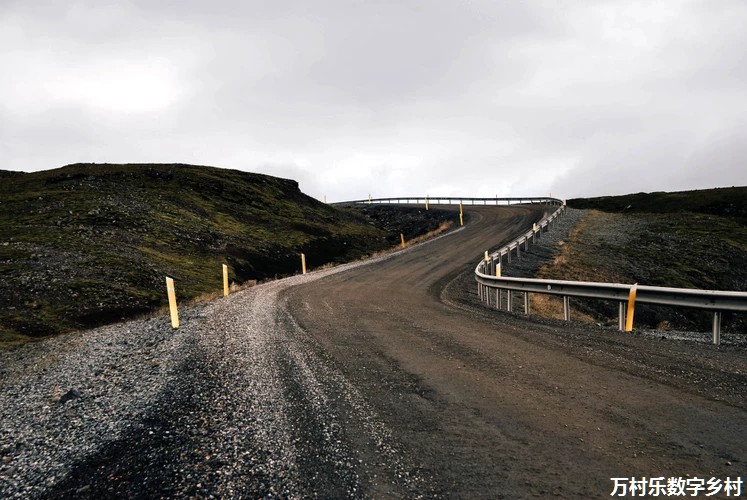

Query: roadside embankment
500;199;747;341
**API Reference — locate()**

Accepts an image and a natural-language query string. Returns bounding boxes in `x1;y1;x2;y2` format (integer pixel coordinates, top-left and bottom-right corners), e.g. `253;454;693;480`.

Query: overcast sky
2;1;746;201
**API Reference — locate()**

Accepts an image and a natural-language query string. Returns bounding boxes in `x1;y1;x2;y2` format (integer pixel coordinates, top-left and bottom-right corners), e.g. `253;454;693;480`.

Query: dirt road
286;205;747;498
3;204;745;498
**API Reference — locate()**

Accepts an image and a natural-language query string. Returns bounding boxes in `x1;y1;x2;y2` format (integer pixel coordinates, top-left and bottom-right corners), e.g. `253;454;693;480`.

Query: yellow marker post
625;284;637;332
301;253;307;275
484;250;490;261
496;263;501;277
400;233;406;249
165;277;179;329
368;194;372;204
533;223;538;232
222;264;229;297
459;212;464;226
425;196;429;210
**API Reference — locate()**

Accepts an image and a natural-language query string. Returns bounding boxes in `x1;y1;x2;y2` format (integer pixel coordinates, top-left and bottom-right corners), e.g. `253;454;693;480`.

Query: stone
59;388;81;404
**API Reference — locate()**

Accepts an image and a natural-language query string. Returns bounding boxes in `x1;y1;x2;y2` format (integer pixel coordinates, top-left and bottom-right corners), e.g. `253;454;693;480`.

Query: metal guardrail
337;194;746;344
474;205;747;345
337;196;564;206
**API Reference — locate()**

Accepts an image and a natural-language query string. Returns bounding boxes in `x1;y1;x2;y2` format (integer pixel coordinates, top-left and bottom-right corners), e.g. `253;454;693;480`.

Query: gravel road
1;204;745;498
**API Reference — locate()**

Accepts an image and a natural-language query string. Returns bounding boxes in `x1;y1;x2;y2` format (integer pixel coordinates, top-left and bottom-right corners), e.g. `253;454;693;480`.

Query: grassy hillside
569;186;747;223
0;163;452;345
544;187;747;333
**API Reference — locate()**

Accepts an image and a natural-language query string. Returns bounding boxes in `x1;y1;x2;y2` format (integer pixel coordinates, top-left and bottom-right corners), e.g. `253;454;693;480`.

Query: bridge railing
473;204;747;345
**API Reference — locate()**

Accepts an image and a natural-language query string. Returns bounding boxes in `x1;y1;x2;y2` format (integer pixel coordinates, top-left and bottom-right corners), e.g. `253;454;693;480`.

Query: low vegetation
569;186;747;222
0;163;455;346
541;187;747;333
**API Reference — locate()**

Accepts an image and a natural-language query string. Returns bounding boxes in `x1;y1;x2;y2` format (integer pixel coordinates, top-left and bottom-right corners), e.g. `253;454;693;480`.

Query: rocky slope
527;187;747;333
0;163;454;344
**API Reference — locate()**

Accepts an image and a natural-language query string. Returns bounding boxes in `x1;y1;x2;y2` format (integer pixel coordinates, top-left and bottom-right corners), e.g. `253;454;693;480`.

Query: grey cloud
2;1;746;201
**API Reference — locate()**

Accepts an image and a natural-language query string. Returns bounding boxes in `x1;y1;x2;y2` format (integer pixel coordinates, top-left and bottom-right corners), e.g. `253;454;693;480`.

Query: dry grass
359;221;455;262
531;211;621;325
529;294;598;323
537;211;622;284
409;221;454;245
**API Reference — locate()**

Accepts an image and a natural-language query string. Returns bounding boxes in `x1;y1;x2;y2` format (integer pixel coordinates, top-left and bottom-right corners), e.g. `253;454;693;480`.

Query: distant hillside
569;186;747;222
545;187;747;333
0;170;25;178
0;163;453;344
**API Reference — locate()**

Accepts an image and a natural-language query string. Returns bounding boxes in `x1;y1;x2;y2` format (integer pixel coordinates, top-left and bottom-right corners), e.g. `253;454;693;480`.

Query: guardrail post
625;285;637;332
563;296;570;321
506;290;513;312
618;302;625;331
712;312;721;345
165;277;179;329
496;288;501;310
524;237;529;251
524;292;530;315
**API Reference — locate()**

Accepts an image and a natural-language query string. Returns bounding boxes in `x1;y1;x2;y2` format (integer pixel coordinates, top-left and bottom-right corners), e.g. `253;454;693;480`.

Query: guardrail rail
336;195;746;345
337;196;563;206
473;202;747;345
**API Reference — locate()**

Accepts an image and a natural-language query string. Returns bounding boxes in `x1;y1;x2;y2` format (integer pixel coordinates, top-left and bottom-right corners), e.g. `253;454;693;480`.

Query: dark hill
555;186;747;333
0;170;25;178
568;186;747;222
0;163;453;344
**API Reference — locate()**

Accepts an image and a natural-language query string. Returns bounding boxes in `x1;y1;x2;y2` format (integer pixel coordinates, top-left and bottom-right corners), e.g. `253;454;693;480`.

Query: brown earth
285;204;747;498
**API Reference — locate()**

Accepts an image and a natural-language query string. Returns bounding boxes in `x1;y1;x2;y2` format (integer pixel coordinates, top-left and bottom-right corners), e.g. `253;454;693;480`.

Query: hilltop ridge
0;163;452;343
569;186;747;221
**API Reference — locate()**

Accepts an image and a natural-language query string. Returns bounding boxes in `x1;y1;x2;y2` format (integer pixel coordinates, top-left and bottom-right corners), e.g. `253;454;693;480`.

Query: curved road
286;205;747;497
4;204;745;499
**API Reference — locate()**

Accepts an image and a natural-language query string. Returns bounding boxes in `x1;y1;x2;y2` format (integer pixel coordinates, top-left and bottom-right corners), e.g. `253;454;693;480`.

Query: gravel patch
0;229;461;498
0;310;198;497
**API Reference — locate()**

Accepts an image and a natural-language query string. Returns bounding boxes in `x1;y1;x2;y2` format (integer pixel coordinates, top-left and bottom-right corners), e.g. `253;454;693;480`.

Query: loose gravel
0;233;458;498
0;309;195;497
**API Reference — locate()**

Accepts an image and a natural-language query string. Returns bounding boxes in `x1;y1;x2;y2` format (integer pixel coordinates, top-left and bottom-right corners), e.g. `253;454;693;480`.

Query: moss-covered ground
0;163;455;346
544;187;747;333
